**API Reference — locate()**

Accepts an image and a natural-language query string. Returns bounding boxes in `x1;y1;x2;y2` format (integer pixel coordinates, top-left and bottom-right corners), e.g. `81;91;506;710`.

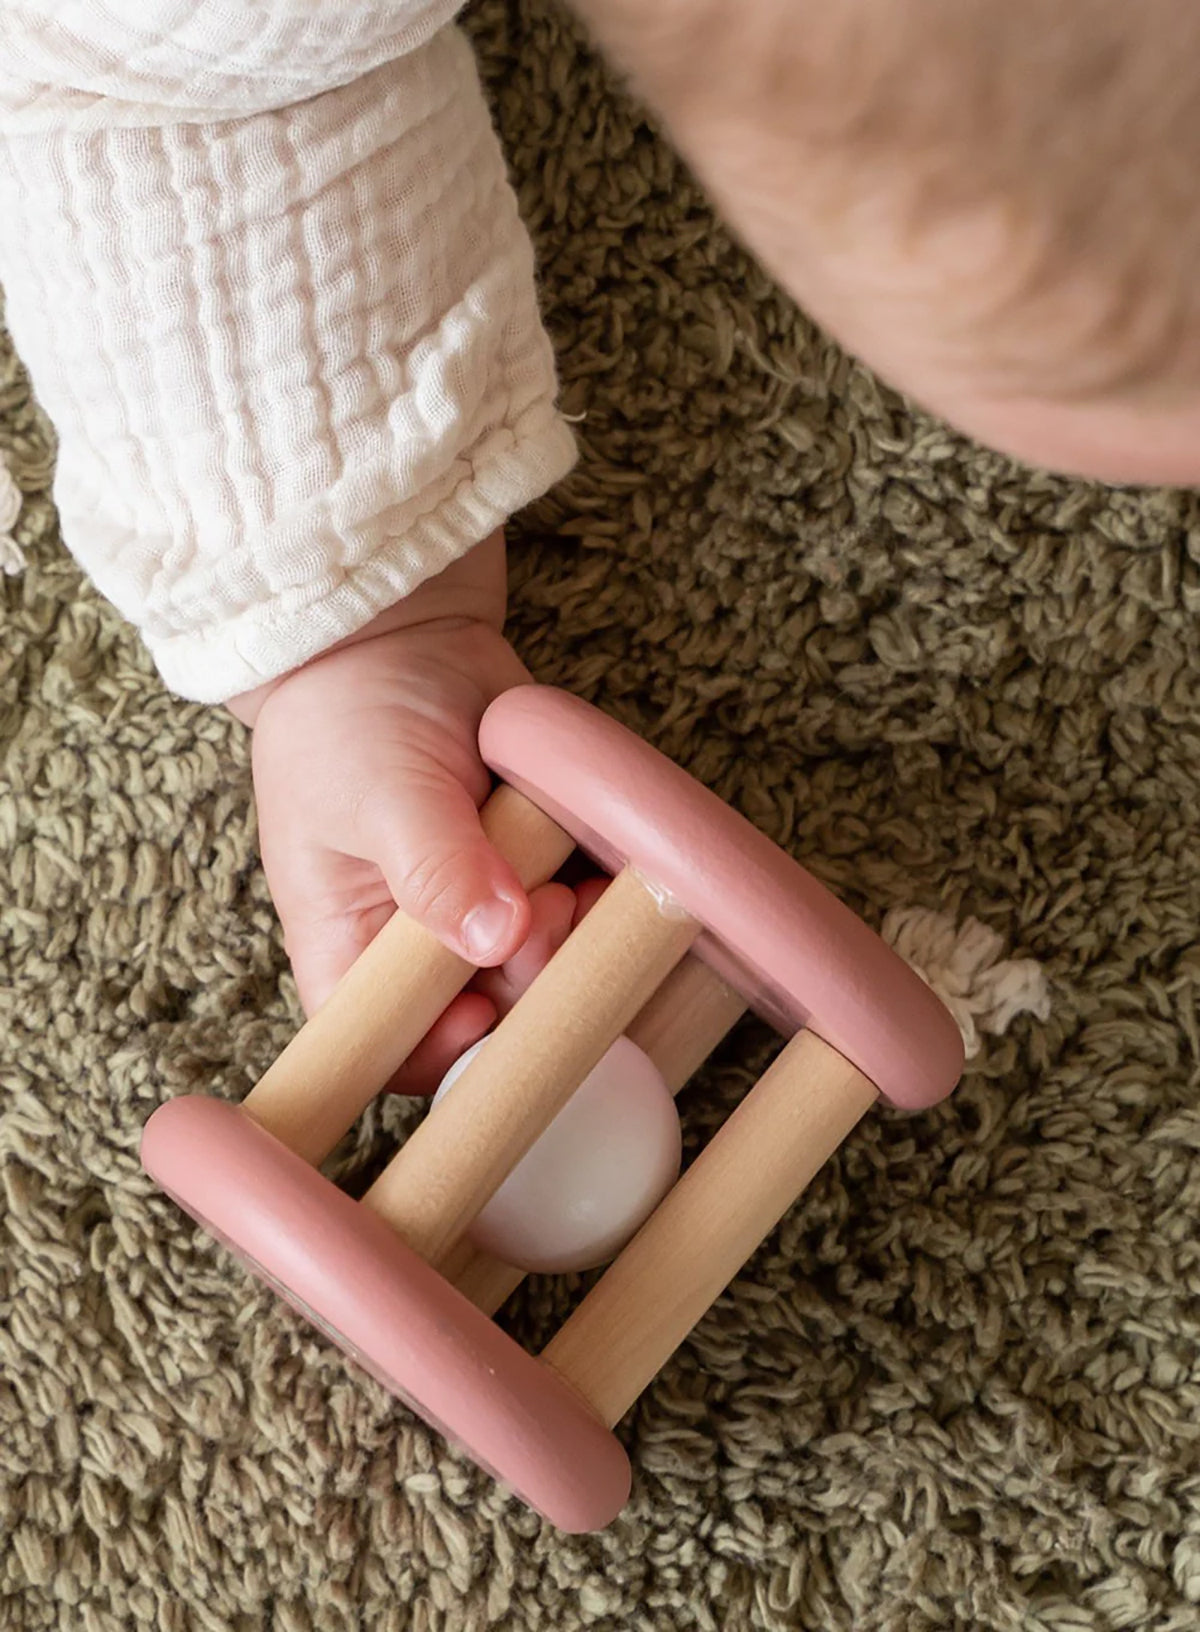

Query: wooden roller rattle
141;686;963;1532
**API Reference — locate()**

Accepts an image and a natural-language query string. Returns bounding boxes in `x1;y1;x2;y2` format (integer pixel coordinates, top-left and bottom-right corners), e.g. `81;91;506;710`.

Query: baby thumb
359;768;530;967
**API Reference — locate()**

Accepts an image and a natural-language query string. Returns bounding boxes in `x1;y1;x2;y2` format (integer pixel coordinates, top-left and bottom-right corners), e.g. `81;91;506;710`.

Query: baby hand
228;532;536;1065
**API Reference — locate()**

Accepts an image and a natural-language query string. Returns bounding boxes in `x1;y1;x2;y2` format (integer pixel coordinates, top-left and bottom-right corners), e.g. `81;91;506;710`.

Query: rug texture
4;4;1200;1628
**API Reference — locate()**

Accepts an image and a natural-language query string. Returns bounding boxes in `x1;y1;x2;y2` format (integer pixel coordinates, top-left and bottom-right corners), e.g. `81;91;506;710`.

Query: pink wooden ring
141;1096;631;1532
480;686;963;1110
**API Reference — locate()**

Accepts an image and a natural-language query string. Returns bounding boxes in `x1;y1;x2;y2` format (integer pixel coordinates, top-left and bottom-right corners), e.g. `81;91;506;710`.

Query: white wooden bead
432;1035;681;1274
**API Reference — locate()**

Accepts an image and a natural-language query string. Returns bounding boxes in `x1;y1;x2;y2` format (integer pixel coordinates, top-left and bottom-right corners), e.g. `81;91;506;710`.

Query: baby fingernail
463;897;518;963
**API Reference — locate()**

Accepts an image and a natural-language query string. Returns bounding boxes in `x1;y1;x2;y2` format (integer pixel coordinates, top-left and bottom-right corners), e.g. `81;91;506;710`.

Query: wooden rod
240;786;574;1166
625;957;748;1095
451;958;747;1315
443;1240;526;1315
360;868;699;1267
539;1030;878;1427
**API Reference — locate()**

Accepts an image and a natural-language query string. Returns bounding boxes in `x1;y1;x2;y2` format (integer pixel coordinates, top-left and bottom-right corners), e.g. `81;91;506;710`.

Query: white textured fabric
882;906;1052;1061
0;2;576;700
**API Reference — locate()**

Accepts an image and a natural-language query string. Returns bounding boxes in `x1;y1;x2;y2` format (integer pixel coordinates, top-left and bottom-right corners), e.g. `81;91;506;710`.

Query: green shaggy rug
4;3;1200;1628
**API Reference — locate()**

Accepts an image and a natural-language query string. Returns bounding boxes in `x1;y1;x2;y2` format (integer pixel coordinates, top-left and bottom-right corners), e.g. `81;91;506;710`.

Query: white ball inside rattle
433;1034;682;1275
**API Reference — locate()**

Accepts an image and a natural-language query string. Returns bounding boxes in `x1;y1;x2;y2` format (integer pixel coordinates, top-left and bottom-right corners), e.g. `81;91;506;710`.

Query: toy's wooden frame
143;688;963;1531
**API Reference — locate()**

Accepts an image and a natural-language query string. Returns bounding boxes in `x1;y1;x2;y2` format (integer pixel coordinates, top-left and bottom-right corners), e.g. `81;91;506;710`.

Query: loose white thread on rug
882;906;1051;1059
0;453;26;574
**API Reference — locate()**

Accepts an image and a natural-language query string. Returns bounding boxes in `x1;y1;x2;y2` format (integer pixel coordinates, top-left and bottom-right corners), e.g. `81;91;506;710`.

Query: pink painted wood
141;1096;631;1533
480;686;963;1110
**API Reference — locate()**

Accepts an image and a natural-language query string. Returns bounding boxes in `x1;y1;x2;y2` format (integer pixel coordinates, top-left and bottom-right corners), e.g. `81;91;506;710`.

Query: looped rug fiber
4;3;1200;1628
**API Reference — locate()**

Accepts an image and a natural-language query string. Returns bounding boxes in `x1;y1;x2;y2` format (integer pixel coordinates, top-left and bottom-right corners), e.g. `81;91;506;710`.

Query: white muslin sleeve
0;3;577;701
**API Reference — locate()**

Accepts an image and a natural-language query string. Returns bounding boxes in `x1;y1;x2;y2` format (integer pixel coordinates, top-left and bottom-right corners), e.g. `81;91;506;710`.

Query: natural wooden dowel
241;786;573;1166
361;867;700;1266
450;1249;528;1315
451;958;747;1315
625;958;747;1095
539;1030;878;1427
434;1232;527;1324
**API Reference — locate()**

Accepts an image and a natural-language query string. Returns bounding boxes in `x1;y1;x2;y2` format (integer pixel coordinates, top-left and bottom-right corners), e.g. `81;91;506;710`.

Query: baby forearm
0;3;574;705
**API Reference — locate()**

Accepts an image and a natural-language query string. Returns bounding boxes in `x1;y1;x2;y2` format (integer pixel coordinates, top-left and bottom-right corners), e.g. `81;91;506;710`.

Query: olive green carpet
4;3;1200;1628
